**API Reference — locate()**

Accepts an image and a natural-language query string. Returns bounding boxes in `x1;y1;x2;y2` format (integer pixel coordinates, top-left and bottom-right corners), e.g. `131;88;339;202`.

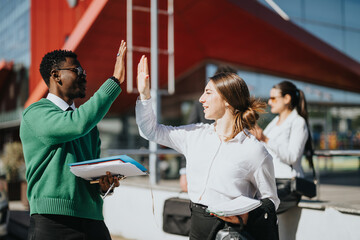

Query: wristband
110;76;120;85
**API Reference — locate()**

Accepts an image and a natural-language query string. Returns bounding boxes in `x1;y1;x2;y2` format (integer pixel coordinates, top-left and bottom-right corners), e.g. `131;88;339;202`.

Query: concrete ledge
299;200;360;216
104;184;360;240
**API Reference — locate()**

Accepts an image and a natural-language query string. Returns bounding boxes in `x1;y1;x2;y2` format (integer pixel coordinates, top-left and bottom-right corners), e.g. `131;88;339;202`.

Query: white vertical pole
150;0;159;184
126;0;133;93
168;0;175;94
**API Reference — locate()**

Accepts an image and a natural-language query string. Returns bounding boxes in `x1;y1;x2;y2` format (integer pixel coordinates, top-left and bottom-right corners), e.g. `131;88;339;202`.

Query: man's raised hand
113;40;127;84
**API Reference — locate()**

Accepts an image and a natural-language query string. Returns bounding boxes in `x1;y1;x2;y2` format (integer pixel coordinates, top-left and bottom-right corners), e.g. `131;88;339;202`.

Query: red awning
26;0;360;113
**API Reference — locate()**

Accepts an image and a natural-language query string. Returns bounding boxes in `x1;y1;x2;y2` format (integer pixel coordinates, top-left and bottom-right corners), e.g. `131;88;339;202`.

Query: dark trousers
189;199;279;240
189;202;225;240
27;214;112;240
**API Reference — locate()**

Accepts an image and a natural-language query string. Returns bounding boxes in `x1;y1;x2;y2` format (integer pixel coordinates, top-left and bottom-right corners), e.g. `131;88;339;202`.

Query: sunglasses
268;96;283;102
56;66;86;77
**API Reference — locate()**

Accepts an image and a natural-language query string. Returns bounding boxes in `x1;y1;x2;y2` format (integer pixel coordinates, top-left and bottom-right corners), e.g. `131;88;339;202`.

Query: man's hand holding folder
69;155;147;198
69;155;148;198
99;171;121;194
69;155;147;180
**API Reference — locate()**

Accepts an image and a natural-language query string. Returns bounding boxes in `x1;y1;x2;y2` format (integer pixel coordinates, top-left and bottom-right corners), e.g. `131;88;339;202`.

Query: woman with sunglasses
136;56;279;240
251;81;313;240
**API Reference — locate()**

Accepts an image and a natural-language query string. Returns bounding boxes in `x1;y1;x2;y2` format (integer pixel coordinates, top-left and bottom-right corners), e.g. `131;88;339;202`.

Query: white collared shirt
46;93;76;111
264;109;308;178
136;98;279;210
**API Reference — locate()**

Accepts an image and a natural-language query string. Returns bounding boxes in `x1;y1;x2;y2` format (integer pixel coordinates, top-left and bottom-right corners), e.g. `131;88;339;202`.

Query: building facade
1;0;360;177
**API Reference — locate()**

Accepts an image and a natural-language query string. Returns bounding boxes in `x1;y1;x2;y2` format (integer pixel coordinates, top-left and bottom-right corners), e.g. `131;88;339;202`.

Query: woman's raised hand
113;40;127;84
137;55;151;100
250;124;262;140
250;124;268;143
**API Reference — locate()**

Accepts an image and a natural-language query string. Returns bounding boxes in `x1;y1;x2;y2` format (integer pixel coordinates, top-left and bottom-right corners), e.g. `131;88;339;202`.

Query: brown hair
210;72;266;140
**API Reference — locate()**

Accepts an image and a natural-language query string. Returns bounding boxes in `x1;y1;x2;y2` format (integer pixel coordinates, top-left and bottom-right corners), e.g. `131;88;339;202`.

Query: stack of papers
69;155;147;181
206;196;261;216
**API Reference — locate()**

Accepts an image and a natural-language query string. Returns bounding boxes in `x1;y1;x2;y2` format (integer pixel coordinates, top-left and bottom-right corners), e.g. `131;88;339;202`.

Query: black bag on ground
163;197;191;236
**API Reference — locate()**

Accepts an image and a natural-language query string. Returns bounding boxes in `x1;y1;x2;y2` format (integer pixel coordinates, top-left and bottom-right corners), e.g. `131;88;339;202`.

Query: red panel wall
30;0;92;93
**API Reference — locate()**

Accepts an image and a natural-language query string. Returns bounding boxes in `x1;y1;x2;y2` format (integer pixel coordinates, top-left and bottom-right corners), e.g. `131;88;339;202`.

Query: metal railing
314;149;360;172
106;148;360;185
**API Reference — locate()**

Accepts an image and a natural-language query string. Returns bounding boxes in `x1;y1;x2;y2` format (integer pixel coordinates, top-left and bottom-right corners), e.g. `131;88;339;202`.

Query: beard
78;91;86;98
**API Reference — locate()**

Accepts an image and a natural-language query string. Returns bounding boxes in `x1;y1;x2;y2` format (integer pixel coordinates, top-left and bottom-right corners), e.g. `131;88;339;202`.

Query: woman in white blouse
251;81;312;240
136;56;279;240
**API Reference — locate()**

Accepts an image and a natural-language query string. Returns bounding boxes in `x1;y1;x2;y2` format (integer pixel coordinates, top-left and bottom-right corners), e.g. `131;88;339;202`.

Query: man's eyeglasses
56;66;86;77
268;96;283;102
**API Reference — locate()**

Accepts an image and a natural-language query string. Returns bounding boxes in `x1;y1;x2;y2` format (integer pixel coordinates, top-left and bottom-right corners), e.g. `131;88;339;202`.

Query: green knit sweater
20;79;121;220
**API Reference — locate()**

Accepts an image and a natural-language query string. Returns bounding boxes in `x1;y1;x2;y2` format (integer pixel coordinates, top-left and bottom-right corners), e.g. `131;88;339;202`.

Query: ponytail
232;97;266;139
296;89;309;123
296;89;314;166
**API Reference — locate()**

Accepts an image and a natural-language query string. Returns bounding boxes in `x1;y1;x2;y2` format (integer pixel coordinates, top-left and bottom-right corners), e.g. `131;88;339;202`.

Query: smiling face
54;57;87;102
268;88;290;114
199;80;227;120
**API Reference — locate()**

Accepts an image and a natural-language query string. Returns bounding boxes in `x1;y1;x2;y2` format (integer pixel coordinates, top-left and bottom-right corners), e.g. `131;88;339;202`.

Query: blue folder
68;155;147;172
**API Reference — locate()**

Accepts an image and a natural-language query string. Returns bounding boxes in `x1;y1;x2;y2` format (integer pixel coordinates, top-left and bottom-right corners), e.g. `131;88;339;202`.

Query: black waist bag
163;197;191;236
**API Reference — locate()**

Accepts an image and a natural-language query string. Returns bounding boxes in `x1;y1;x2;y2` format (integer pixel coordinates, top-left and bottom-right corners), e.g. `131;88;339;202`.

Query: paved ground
309;170;360;212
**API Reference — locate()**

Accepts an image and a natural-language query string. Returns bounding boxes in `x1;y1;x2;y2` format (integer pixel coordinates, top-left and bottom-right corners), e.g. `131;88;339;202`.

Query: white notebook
69;155;147;181
206;196;261;216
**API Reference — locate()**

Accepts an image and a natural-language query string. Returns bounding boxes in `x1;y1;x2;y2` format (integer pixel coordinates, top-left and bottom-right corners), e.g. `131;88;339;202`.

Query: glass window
344;30;360;62
344;0;360;29
304;0;342;25
302;22;344;51
0;0;30;66
273;0;303;19
237;71;259;94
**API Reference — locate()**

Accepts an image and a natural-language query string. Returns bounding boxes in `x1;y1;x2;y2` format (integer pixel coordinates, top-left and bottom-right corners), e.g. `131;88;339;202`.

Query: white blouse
263;109;308;179
136;99;280;210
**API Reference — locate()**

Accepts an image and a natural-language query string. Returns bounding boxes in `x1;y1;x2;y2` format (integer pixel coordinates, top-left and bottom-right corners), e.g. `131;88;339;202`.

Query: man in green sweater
20;41;127;239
